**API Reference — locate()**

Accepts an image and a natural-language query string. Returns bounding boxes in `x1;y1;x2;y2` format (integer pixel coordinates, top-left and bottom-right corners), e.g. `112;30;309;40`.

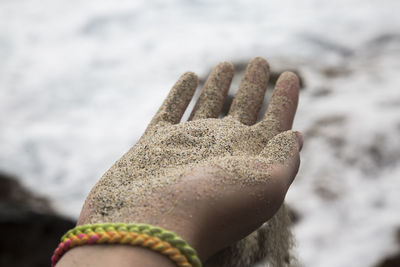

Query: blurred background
1;0;400;266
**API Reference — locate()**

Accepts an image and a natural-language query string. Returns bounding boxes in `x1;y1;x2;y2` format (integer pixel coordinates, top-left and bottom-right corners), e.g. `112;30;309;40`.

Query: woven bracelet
51;223;202;267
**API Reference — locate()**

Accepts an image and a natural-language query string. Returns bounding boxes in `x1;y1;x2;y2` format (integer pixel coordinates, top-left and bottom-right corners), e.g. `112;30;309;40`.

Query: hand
71;57;302;265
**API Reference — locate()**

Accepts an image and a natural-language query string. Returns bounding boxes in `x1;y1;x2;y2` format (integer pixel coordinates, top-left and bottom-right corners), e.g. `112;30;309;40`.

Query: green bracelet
51;223;202;267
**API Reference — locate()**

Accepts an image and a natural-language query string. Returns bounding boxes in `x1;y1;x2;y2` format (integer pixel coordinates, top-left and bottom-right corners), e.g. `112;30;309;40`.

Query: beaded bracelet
51;223;202;267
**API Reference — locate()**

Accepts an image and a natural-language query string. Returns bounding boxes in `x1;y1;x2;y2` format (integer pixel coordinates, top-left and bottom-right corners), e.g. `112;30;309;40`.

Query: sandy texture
228;57;270;126
189;62;234;120
86;117;298;218
82;58;300;267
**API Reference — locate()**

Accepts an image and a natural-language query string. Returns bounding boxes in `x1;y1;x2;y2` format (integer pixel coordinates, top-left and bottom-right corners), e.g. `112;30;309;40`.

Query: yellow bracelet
51;223;202;267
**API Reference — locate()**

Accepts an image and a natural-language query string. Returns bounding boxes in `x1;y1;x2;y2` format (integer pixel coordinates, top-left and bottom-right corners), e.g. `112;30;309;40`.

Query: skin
56;57;302;267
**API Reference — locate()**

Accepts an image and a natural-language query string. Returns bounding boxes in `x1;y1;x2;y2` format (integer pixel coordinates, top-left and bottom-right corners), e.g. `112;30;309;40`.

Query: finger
228;57;270;125
254;72;299;136
189;62;234;120
260;130;302;187
147;72;198;129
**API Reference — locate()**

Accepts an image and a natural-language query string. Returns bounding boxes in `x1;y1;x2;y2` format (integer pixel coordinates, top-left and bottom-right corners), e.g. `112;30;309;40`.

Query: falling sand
80;57;300;267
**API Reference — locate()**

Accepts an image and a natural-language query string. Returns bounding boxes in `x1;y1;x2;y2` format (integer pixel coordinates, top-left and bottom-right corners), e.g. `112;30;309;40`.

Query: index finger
146;72;198;130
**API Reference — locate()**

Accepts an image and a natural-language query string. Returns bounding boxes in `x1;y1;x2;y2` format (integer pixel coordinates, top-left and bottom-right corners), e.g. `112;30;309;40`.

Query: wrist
78;189;211;262
53;223;202;267
77;168;222;263
56;245;177;267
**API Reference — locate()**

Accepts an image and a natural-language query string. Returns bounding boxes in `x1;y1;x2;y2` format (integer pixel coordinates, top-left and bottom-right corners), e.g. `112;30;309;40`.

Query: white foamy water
1;0;400;266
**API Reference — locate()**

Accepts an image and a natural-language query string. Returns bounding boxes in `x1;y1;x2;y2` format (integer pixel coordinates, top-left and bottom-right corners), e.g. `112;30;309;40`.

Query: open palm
78;57;302;266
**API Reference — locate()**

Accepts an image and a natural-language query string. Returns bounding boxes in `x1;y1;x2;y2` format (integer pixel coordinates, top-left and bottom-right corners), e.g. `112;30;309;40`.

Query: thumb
260;130;303;188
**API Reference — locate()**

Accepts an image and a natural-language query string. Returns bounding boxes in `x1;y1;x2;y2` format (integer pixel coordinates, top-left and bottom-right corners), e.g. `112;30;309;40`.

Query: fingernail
295;131;303;151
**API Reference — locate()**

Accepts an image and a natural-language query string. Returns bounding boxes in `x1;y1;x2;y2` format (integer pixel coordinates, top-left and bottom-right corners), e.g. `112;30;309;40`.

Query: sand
81;57;300;267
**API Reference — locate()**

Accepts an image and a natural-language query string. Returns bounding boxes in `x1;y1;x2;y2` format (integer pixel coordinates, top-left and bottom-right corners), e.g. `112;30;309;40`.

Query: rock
311;87;332;98
376;253;400;267
0;172;75;267
321;66;353;78
373;228;400;267
286;205;301;225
